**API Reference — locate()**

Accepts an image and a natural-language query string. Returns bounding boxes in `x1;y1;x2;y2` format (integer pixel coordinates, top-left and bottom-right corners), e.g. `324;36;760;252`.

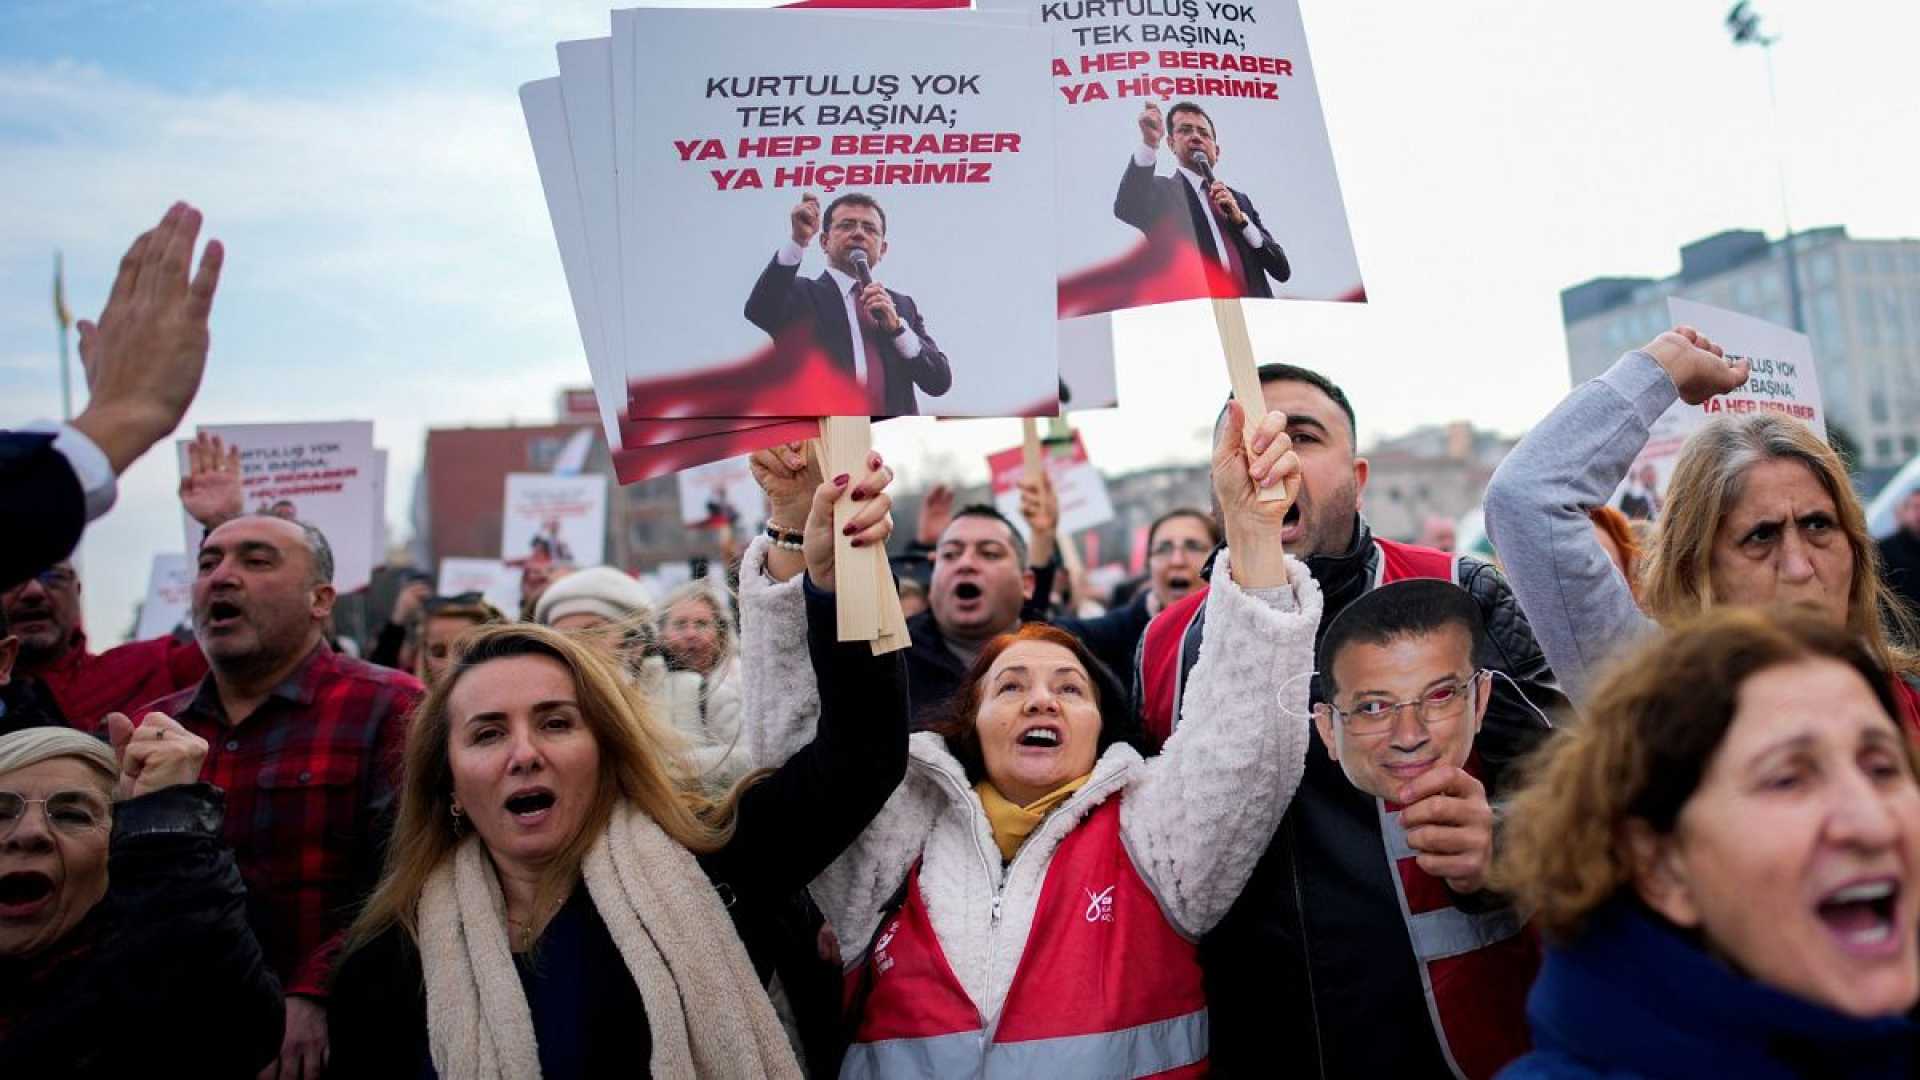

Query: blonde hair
1640;413;1920;680
347;622;746;950
1493;607;1913;941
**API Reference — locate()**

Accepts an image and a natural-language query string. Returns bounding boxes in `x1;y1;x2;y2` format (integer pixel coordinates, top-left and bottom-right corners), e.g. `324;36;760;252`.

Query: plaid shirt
141;642;422;999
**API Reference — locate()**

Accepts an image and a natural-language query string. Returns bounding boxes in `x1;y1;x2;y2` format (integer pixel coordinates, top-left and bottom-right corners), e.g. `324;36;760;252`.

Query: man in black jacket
1114;101;1291;299
903;505;1036;729
744;191;953;416
1135;363;1565;1078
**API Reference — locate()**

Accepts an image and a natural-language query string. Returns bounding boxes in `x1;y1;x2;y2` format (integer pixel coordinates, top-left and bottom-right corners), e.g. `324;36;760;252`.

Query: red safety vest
1140;537;1456;748
1381;754;1540;1080
843;798;1208;1078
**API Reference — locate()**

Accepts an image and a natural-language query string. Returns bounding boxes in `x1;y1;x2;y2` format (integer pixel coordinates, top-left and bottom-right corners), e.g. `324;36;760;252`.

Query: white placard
675;455;770;531
436;557;523;617
619;8;1060;418
176;421;379;592
1611;299;1827;521
134;553;194;640
502;473;609;567
981;0;1364;315
987;430;1117;537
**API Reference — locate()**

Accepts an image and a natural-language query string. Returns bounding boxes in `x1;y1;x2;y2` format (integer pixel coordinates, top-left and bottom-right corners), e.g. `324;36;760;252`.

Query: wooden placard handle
1211;296;1286;503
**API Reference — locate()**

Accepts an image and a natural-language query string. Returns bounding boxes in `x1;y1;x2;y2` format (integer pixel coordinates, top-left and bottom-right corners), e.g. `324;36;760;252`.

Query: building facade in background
1563;227;1920;469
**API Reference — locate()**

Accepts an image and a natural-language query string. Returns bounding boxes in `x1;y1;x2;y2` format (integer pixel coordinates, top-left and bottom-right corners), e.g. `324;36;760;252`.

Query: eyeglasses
4;567;76;596
0;791;111;836
1150;540;1213;560
1320;674;1483;737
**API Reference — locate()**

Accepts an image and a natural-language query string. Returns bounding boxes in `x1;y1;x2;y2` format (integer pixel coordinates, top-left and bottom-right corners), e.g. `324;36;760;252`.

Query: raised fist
1643;326;1749;406
1138;103;1164;148
106;711;208;800
791;193;822;247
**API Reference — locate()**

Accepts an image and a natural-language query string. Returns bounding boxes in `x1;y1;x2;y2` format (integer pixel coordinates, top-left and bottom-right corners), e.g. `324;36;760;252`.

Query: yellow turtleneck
974;775;1091;862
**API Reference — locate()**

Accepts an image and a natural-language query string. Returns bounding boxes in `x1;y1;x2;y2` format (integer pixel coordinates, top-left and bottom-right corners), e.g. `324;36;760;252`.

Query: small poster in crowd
502;473;609;567
987;429;1117;537
676;456;769;532
175;420;380;592
616;8;1061;420
1612;298;1827;521
134;553;194;640
436;557;523;617
979;0;1364;315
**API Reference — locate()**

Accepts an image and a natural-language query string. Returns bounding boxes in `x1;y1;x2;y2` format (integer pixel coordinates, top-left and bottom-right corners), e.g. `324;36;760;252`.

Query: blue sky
2;0;1916;640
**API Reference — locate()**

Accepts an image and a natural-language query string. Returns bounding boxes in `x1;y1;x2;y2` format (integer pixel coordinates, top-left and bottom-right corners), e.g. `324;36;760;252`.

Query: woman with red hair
739;404;1320;1077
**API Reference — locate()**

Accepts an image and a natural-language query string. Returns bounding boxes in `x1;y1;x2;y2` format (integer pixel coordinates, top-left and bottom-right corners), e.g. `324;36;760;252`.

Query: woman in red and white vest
739;405;1320;1078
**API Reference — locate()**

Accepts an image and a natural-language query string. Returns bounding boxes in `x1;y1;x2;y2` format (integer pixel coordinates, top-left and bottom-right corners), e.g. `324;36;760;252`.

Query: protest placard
175;421;379;592
978;0;1362;316
436;557;523;617
134;553;194;640
676;456;769;531
1611;298;1828;520
988;428;1117;538
502;473;609;567
617;8;1060;420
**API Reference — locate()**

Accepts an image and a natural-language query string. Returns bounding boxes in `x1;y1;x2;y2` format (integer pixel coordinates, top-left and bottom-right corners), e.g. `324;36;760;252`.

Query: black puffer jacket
1137;517;1566;1078
0;784;284;1079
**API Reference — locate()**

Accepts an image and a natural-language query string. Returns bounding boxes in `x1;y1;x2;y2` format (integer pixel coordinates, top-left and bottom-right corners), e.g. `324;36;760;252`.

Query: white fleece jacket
737;537;1320;1027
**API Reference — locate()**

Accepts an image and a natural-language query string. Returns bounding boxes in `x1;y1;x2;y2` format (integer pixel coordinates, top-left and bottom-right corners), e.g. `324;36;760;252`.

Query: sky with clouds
2;0;1915;642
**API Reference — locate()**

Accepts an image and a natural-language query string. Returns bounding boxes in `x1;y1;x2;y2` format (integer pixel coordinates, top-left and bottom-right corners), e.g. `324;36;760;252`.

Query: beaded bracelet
765;522;805;551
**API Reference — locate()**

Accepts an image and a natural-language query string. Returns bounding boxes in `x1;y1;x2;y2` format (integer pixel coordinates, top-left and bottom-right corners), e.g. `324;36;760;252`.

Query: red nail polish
851;538;865;548
833;473;850;486
843;523;856;536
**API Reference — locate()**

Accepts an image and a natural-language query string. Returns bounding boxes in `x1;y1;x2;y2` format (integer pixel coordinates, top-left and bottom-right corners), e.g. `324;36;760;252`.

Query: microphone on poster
850;248;874;288
1188;149;1216;187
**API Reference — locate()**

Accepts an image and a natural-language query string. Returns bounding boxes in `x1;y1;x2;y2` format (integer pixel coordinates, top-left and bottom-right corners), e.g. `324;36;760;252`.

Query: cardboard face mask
1311;580;1492;802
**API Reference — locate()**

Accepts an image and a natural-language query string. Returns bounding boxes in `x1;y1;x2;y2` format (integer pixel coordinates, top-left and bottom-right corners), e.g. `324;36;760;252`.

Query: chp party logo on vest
1082;885;1115;923
874;918;900;976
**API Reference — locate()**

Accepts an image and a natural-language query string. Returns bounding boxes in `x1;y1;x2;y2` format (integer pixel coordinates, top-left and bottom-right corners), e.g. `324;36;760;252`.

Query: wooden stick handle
1211;296;1285;502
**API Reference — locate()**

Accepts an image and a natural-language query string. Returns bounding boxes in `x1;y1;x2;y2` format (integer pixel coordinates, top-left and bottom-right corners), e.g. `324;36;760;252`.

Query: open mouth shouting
1014;724;1063;754
504;786;558;828
202;598;247;633
1815;877;1902;958
950;580;985;612
1279;502;1305;545
0;871;55;920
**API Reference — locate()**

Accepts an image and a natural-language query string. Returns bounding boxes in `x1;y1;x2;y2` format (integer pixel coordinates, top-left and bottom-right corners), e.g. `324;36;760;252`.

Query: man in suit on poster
1115;101;1292;298
745;192;952;416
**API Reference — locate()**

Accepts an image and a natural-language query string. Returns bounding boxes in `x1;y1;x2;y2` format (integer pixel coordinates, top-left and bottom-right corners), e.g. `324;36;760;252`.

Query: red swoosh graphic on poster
1058;217;1366;317
626;324;871;420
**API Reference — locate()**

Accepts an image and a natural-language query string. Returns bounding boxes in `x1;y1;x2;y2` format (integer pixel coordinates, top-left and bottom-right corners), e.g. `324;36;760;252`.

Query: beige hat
534;566;657;627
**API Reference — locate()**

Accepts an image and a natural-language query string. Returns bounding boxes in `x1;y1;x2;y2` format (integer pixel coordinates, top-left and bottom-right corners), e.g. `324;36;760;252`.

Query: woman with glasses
0;720;282;1077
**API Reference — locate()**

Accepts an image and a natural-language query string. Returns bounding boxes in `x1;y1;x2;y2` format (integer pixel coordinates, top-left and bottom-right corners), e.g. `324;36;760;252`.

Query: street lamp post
1725;1;1805;333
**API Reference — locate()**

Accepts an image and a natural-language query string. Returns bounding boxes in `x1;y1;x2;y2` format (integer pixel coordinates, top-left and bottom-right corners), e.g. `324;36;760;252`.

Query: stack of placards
520;3;1065;485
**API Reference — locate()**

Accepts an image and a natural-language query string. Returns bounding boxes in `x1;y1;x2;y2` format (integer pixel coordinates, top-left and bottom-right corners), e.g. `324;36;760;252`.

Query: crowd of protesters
4;201;1920;1080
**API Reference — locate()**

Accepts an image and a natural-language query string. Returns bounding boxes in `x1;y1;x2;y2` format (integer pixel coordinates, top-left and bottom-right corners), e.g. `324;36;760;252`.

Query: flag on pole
53;251;72;330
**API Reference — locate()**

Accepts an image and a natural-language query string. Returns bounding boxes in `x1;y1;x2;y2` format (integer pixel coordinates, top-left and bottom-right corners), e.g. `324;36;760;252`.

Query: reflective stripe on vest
846;799;1208;1078
843;1009;1208;1080
1380;810;1525;962
1378;761;1540;1080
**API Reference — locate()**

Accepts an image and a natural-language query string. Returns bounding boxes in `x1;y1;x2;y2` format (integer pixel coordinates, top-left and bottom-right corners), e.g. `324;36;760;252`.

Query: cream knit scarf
416;800;802;1080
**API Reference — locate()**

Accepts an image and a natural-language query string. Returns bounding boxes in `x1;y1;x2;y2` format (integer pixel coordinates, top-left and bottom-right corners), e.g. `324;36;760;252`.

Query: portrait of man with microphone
744;191;953;416
1114;101;1293;298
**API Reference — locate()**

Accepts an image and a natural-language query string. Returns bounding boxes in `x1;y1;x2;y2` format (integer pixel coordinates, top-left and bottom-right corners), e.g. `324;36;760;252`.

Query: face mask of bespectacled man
1314;634;1491;803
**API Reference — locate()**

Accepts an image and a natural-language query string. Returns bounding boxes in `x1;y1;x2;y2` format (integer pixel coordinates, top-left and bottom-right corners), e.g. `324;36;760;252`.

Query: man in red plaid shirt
138;513;422;1080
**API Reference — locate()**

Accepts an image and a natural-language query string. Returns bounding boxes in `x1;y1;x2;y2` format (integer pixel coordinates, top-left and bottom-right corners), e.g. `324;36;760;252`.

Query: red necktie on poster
853;282;890;414
1215;207;1248;294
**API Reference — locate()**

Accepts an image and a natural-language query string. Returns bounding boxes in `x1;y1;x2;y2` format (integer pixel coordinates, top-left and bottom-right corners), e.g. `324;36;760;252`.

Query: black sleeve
1114;157;1161;233
744;255;807;341
1023;558;1062;623
328;926;431;1078
0;432;87;589
105;784;285;1076
1459;557;1570;795
702;577;909;902
1239;196;1292;285
367;621;408;670
889;294;952;398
